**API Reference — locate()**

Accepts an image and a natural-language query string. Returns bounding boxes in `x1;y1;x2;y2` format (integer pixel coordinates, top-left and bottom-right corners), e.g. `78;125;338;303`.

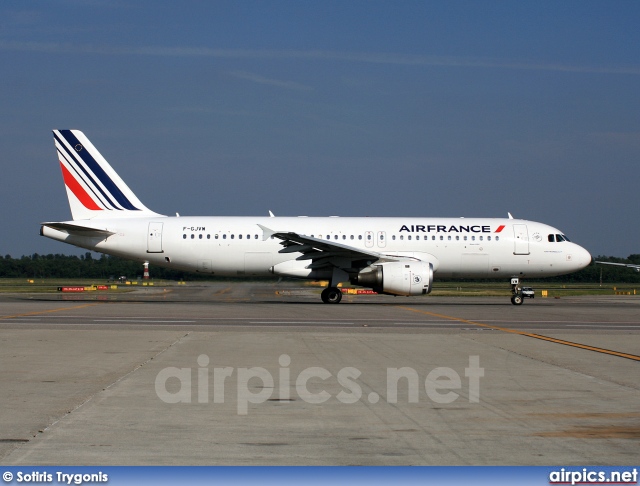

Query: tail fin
53;130;163;220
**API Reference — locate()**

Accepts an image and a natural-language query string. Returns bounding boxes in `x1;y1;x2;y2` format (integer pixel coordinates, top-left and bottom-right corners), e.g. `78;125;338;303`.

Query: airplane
595;261;640;272
40;130;593;305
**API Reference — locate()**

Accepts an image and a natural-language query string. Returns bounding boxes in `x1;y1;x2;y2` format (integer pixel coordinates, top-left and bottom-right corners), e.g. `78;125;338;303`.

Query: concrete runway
0;282;638;465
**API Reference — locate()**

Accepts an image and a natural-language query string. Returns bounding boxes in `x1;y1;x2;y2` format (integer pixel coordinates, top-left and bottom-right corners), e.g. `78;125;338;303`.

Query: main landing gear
321;286;343;304
510;277;523;305
321;269;348;304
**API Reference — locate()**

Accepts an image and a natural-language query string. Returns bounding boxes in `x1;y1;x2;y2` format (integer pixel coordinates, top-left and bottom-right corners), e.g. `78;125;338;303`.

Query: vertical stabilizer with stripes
53;130;163;220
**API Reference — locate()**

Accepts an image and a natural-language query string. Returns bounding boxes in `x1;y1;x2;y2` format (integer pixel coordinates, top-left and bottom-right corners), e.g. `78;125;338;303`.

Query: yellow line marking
396;305;640;362
215;287;232;295
0;303;103;320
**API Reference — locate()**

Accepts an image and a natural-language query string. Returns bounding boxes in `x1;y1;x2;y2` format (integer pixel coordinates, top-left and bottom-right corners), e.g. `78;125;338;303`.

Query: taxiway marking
397;305;640;362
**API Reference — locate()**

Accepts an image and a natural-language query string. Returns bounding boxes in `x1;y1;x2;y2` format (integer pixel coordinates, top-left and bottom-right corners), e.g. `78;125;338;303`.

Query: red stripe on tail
59;162;102;211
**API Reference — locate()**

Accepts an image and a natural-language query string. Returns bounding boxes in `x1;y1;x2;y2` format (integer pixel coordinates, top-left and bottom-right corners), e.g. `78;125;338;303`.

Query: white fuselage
41;216;592;280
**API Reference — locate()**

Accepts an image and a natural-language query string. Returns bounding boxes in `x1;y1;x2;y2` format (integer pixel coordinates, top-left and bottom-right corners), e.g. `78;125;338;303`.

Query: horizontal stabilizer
40;222;115;237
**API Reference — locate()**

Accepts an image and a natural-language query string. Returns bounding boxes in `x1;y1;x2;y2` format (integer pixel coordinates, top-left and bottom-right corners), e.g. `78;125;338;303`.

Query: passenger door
513;224;529;255
147;222;164;253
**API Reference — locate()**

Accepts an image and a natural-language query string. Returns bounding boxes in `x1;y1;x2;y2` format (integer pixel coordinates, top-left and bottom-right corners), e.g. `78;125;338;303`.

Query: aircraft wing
258;224;405;271
595;261;640;271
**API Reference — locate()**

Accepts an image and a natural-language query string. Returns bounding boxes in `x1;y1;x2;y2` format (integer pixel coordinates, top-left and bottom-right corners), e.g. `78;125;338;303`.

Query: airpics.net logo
549;468;638;485
155;354;484;415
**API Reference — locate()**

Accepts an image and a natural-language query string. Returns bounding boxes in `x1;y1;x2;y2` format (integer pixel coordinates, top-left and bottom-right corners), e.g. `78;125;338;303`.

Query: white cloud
225;71;313;92
1;40;640;75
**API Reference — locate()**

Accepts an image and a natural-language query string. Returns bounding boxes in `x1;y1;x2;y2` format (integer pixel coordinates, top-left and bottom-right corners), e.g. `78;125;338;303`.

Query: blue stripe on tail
57;130;140;211
55;132;112;209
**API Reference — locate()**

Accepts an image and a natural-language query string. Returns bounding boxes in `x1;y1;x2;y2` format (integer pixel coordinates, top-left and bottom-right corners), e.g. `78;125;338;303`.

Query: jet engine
351;261;433;296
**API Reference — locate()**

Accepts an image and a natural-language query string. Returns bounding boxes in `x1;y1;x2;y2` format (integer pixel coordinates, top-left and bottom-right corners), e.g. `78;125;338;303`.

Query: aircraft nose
574;245;592;270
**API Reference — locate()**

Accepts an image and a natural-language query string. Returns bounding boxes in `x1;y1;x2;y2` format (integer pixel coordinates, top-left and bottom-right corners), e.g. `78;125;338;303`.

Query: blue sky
1;1;639;258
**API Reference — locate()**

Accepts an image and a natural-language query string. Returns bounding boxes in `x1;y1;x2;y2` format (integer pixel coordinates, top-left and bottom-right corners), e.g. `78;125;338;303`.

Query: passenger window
327;235;330;240
479;236;483;241
335;235;339;240
432;235;436;241
215;234;219;239
416;235;419;241
472;236;475;241
207;234;210;239
464;236;468;241
487;236;491;241
456;235;460;241
231;234;234;239
255;235;258;239
350;235;354;240
199;234;203;239
239;234;242;239
408;235;412;241
380;234;385;241
440;235;443;241
183;234;186;239
191;234;195;239
342;235;346;240
448;235;451;241
367;234;372;240
392;235;396;240
400;235;404;240
359;235;362;240
223;234;227;239
496;236;500;241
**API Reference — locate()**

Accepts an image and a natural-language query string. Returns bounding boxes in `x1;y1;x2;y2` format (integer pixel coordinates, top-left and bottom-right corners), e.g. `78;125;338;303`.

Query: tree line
543;254;640;284
0;253;196;281
0;252;639;283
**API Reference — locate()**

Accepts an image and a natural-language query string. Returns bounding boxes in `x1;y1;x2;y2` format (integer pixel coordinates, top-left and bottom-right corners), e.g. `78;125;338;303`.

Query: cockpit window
563;234;571;242
556;234;565;242
548;234;555;242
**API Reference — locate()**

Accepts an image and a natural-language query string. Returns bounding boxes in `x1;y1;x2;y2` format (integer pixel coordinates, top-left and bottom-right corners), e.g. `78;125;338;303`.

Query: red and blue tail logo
53;130;159;220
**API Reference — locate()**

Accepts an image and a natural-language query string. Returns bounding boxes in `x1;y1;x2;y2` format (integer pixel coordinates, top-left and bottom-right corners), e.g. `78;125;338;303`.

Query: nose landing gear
510;277;524;305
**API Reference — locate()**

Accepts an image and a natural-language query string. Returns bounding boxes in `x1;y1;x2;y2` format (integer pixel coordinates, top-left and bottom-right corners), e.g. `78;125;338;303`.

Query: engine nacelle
351;261;433;296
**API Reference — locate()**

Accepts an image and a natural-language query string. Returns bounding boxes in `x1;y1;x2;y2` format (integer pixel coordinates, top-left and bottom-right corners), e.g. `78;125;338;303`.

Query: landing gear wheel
510;277;524;306
321;287;343;304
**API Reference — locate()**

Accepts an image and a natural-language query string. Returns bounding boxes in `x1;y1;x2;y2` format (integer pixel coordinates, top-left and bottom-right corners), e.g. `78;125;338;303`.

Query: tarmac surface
0;282;638;465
